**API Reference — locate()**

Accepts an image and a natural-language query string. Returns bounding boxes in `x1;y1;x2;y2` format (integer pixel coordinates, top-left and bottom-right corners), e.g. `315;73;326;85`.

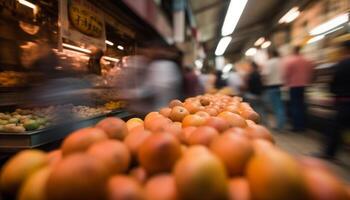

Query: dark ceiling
190;0;314;62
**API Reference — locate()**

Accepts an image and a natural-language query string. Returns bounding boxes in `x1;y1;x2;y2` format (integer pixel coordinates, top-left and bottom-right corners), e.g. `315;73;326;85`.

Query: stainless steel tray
0;110;132;153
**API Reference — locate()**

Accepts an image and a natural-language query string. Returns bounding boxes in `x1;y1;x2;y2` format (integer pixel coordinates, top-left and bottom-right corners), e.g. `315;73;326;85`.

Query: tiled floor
273;130;350;183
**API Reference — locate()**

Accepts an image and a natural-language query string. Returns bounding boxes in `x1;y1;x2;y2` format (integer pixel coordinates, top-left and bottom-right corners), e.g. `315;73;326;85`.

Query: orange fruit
0;150;48;197
245;124;275;143
210;134;253;176
145;174;177;200
138;133;182;174
182;114;206;127
228;178;251;200
107;175;144;200
246;148;308;200
61;127;108;156
47;150;62;166
173;148;228;200
218;111;247;128
183;101;201;114
146;116;172;132
195;111;211;120
87;140;130;175
126;118;144;132
129;167;148;185
179;126;196;144
169;99;184;108
46;154;108;200
187;126;219;147
124;128;151;160
96;117;128;140
204;117;231;132
169;106;189;122
159;107;172;118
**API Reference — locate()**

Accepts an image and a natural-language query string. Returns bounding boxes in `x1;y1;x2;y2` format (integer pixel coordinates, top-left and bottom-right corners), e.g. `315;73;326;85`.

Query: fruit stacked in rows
1;94;349;200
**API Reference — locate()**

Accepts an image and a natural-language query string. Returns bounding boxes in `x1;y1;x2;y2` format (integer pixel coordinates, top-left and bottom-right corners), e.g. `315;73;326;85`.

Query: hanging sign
59;0;106;50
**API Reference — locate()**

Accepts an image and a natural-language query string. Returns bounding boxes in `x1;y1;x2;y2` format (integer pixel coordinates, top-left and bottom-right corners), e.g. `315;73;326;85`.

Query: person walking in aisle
227;67;243;96
262;48;286;131
316;41;350;160
283;46;313;132
244;61;266;125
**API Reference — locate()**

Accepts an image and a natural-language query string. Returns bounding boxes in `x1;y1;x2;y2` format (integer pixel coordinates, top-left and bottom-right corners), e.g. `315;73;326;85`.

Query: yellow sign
68;3;103;38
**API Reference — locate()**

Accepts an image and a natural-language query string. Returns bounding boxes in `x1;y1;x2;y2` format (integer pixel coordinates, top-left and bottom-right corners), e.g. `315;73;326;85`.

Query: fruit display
104;101;127;110
0;71;28;87
1;94;349;200
0;104;118;133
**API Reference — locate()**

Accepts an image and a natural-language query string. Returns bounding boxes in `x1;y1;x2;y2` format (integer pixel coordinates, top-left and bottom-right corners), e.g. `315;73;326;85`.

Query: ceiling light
245;48;257;56
221;0;248;36
18;0;38;14
222;64;233;73
261;41;271;48
62;43;91;54
254;37;265;46
103;56;119;62
307;35;325;44
279;7;300;24
215;36;232;56
105;40;114;46
310;13;349;36
117;45;124;50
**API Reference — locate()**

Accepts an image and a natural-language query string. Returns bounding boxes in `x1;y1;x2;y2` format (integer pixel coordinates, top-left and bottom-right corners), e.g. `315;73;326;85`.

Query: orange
126;118;144;132
169;106;189;122
107;175;144;200
228;178;251;200
124;128;151;160
187;126;219;147
204;116;231;132
61;127;108;156
87;140;130;175
145;174;177;200
159;107;172;118
138;133;182;174
218;111;247;128
96;117;128;140
169;99;184;108
210;134;253;176
182;114;206;127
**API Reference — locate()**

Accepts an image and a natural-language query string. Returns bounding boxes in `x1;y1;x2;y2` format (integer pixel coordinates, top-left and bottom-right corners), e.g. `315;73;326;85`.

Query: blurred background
0;0;349;180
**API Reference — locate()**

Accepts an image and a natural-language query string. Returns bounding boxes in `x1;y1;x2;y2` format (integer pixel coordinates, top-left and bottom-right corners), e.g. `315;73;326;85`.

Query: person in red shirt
283;46;314;132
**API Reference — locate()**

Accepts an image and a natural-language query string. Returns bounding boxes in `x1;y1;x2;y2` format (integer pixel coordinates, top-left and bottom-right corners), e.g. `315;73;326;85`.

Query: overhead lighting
254;37;265;46
221;0;248;36
279;7;300;24
307;35;325;44
103;56;119;62
310;13;349;36
18;0;38;14
245;48;257;57
105;40;114;46
215;36;232;56
222;64;233;73
62;43;91;54
261;41;271;49
117;45;124;50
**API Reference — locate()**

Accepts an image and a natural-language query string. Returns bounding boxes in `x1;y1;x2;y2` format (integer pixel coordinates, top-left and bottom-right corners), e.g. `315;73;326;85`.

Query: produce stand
0;110;132;153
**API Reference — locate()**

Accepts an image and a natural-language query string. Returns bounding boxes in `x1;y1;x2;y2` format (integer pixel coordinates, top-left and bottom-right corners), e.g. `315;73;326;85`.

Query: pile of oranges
1;94;349;200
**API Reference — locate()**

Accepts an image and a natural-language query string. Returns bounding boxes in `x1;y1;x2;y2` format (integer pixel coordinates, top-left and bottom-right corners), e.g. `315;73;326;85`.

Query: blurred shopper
262;48;286;131
227;67;243;96
318;41;350;159
199;70;216;93
283;46;313;132
214;70;227;89
244;61;266;124
183;66;204;98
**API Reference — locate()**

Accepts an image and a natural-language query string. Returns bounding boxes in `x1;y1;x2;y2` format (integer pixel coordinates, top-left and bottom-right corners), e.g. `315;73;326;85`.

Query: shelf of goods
1;94;349;200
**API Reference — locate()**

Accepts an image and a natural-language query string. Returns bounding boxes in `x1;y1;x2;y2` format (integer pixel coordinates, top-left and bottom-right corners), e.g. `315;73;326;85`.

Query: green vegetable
23;120;40;131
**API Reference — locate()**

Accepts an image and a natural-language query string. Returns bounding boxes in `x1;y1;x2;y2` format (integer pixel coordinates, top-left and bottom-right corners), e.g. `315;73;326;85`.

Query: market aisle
273;131;350;183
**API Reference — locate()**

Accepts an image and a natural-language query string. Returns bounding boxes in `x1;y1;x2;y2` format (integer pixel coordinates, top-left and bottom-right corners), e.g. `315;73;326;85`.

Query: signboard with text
60;0;106;50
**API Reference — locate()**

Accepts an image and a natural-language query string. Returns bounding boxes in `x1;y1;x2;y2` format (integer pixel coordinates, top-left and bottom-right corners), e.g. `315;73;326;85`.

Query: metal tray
0;110;132;153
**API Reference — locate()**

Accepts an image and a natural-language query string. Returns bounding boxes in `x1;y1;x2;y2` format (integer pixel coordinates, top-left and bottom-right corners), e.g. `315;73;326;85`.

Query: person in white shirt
262;48;286;131
227;68;243;95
